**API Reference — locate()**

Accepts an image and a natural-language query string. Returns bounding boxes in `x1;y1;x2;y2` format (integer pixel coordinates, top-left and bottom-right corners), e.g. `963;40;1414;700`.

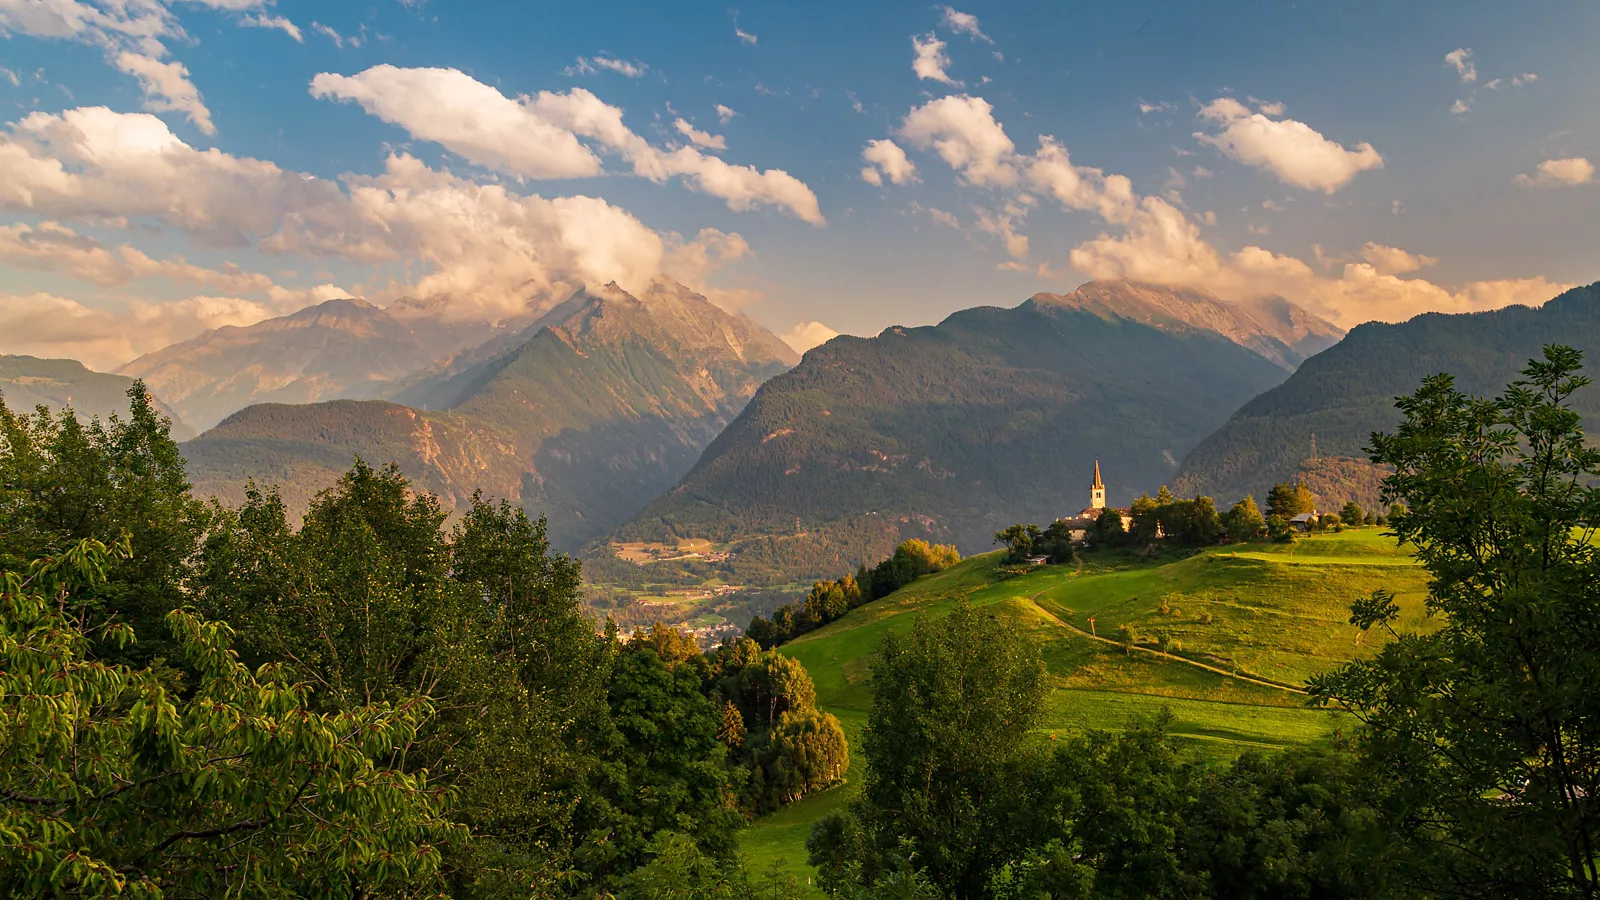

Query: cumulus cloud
674;118;726;150
1194;97;1383;193
311;66;823;224
1514;157;1594;189
900;94;1014;186
889;91;1563;328
1445;48;1477;83
782;321;838;353
940;6;992;43
240;13;301;41
0;105;764;337
716;104;737;123
735;26;757;45
911;33;959;85
860;138;918;186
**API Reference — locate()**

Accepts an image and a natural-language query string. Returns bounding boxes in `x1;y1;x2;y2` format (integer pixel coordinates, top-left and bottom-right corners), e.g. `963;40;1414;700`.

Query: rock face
607;282;1314;581
119;298;443;432
182;282;797;548
1173;281;1600;507
0;355;194;440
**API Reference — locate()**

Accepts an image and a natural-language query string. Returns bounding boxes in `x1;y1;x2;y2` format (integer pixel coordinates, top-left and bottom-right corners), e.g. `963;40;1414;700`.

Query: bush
1199;612;1214;625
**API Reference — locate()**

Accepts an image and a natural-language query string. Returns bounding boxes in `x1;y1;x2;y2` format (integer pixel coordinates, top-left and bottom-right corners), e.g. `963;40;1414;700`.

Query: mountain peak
1030;280;1342;370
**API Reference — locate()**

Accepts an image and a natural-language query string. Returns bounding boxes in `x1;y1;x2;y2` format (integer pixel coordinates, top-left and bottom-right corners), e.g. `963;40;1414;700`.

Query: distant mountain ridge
1032;281;1344;369
0;355;194;440
181;281;797;548
606;281;1315;582
120;298;444;432
1172;282;1600;508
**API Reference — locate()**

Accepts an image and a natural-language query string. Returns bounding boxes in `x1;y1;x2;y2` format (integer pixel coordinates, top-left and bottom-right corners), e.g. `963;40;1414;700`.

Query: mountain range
1172;282;1600;509
606;281;1335;581
180;281;797;548
0;355;195;440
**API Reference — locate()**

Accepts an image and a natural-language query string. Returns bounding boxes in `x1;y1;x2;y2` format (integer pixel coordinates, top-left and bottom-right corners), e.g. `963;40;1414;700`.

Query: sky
0;0;1596;370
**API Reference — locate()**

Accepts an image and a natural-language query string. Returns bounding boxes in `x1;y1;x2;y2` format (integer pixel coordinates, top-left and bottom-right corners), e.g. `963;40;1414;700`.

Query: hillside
182;282;797;549
0;355;194;440
740;529;1432;887
1173;281;1600;507
119;298;443;431
608;282;1317;583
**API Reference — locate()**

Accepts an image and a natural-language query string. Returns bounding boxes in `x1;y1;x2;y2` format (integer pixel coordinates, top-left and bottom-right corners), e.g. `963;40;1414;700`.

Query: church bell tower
1090;459;1106;511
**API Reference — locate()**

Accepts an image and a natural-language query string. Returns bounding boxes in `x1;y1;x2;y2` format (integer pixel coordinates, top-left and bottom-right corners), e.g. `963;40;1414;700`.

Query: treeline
746;539;960;648
807;347;1600;899
0;387;830;898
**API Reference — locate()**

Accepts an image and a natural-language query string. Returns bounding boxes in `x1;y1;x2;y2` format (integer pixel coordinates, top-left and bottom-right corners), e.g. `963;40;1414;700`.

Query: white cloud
939;6;992;43
1195;97;1382;193
114;51;214;135
571;55;646;78
1451;98;1471;115
911;33;959;85
975;201;1031;260
735;26;757;45
716;104;737;123
240;13;301;41
1445;48;1477;83
310;21;358;48
1513;72;1538;86
0;0;297;134
900;94;1015;186
1514;157;1594;188
1359;242;1437;275
860;138;918;186
782;321;838;353
674;118;726;150
312;66;823;224
0;106;765;333
312;65;603;179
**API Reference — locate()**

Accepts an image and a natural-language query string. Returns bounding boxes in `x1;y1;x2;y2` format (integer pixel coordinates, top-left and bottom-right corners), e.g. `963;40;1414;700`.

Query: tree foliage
0;537;457;899
1311;345;1600;899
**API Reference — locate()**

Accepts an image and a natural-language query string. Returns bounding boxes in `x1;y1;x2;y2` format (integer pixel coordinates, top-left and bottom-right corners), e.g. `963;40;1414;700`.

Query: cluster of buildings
1058;460;1136;543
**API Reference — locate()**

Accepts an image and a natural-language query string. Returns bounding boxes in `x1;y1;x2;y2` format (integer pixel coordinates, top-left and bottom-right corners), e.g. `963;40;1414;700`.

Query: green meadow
736;528;1432;892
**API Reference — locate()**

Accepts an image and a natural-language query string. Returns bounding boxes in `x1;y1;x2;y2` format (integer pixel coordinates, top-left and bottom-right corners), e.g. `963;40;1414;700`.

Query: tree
1266;514;1295;543
1266;481;1317;520
1116;623;1138;654
0;538;457;899
1341;500;1365;526
1310;346;1600;899
993;523;1042;563
765;709;851;804
813;601;1047;897
1040;519;1076;562
1093;507;1126;545
0;383;210;663
1225;495;1266;541
1129;494;1161;544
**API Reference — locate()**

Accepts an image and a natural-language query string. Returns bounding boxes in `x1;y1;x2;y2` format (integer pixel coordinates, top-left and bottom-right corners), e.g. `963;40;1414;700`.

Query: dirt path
1027;590;1308;696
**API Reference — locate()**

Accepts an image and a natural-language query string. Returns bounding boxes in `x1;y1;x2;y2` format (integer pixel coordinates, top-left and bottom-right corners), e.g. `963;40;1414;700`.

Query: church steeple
1090;459;1106;510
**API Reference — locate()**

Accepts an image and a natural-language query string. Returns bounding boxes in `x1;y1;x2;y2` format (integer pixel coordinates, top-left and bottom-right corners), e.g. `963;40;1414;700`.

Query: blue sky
0;0;1595;368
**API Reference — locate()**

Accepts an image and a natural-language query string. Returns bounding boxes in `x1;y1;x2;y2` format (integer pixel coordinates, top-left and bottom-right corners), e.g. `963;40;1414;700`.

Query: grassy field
736;528;1432;891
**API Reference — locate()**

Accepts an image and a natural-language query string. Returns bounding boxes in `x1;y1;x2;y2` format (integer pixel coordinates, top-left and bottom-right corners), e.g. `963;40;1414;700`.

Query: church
1060;460;1134;542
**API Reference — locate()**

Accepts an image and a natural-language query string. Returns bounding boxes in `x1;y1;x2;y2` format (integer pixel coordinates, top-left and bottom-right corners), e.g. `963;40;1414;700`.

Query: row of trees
745;539;960;648
0;387;829;898
807;346;1600;899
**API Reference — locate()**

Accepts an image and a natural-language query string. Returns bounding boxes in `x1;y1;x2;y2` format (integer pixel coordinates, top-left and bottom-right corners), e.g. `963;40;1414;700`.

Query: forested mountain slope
1173;282;1600;506
183;282;797;548
0;355;194;439
610;284;1300;579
